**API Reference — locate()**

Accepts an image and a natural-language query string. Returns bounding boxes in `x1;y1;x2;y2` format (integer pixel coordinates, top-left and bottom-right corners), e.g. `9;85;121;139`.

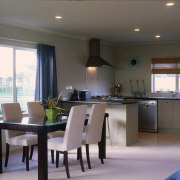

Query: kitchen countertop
61;95;180;105
122;96;180;100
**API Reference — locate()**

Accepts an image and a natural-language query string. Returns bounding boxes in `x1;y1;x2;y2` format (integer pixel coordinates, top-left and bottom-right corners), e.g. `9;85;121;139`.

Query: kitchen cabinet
158;100;180;129
172;100;180;129
158;100;172;128
60;100;138;146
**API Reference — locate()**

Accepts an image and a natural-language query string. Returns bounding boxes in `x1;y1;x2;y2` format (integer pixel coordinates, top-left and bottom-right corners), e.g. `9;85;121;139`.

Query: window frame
151;74;180;93
151;57;180;93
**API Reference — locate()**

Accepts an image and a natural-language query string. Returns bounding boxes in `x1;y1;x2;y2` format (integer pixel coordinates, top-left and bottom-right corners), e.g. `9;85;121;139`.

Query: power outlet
66;86;72;90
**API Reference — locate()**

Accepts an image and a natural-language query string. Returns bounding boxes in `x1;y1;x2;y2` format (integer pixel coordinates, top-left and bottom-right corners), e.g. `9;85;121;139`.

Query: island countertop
60;99;138;146
60;98;138;105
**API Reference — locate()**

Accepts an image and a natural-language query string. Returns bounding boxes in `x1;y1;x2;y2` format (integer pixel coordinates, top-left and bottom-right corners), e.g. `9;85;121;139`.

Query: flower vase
45;109;58;123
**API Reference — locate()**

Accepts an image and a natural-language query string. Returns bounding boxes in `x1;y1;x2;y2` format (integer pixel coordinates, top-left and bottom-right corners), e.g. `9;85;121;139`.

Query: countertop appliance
70;89;81;100
80;90;91;100
70;89;91;100
138;100;157;132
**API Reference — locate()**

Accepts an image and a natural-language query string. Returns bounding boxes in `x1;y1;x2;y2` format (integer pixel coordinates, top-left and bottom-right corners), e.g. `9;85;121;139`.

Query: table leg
0;129;2;173
98;116;106;159
38;126;48;180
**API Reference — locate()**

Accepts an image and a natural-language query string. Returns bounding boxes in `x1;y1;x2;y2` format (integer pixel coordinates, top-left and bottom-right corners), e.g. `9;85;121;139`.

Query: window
0;45;37;115
152;74;177;92
151;57;180;92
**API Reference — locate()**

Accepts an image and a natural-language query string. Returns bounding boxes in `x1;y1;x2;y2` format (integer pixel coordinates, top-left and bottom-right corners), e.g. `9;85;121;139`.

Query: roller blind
151;57;180;74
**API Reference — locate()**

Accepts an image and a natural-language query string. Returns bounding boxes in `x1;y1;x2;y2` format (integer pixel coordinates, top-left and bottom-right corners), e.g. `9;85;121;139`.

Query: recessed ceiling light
55;16;62;19
155;35;161;38
134;28;140;32
166;2;175;6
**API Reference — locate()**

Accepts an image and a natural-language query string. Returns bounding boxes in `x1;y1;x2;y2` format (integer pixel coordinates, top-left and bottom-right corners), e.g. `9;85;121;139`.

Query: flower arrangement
41;95;65;122
42;95;64;112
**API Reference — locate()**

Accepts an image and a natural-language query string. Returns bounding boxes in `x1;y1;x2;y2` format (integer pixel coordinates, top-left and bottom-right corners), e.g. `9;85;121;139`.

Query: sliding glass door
0;45;37;115
0;47;13;115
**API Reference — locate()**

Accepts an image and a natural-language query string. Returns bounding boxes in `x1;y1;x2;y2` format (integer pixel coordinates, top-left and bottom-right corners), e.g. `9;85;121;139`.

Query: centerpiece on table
42;96;64;123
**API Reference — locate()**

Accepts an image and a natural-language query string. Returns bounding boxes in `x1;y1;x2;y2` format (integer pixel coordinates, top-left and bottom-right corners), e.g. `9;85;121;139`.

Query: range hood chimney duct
86;38;112;67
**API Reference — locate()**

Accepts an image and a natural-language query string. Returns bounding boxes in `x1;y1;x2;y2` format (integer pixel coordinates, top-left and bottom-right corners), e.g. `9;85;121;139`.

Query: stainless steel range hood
86;38;112;67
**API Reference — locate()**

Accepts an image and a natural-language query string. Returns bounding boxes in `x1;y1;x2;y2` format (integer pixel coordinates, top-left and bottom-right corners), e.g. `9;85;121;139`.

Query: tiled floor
1;132;180;180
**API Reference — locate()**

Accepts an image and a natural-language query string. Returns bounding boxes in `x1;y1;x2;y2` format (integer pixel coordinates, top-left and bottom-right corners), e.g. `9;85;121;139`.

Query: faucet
171;92;178;97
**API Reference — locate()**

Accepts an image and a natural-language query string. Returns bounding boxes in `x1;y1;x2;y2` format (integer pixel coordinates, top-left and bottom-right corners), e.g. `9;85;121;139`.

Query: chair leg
100;156;104;164
78;147;85;172
4;143;9;167
29;145;34;160
85;144;91;169
106;114;112;146
25;146;29;171
77;148;80;160
64;151;70;178
98;143;104;164
22;146;25;162
56;151;59;168
51;150;54;164
63;152;65;165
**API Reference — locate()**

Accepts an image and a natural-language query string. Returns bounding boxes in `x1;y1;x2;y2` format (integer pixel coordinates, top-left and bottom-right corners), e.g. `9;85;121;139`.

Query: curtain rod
0;36;55;46
0;36;37;44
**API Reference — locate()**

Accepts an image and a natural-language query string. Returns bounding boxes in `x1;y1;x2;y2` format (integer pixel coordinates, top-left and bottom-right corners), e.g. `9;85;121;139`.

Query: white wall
115;42;180;96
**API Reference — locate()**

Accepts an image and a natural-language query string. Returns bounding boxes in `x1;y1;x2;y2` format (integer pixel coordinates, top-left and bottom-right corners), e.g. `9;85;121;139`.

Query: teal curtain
35;44;58;100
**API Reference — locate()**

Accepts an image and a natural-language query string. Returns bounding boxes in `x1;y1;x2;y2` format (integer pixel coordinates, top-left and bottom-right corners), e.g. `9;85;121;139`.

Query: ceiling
0;0;180;44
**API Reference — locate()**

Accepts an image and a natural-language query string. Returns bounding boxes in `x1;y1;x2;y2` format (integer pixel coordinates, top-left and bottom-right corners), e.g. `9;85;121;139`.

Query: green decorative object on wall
129;56;140;68
45;109;58;123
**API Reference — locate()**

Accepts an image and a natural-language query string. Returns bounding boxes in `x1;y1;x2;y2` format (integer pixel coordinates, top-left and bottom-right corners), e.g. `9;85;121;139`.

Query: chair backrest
63;105;88;151
27;101;45;124
1;103;23;120
85;103;106;144
27;101;45;118
1;103;23;139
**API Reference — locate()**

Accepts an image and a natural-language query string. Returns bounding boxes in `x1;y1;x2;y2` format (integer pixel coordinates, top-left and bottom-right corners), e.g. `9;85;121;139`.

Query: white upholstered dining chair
27;101;65;162
27;101;45;160
81;103;106;169
27;101;66;136
48;105;88;178
1;103;38;171
27;101;65;139
27;101;45;118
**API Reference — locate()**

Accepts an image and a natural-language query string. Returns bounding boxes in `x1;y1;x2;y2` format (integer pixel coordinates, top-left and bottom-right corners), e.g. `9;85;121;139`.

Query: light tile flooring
1;132;180;180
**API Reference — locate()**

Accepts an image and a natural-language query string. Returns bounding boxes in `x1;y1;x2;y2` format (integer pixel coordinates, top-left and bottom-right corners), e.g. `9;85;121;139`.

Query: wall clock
129;56;140;68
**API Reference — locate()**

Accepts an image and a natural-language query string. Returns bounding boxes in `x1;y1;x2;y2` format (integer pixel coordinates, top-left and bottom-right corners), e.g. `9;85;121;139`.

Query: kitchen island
60;98;138;146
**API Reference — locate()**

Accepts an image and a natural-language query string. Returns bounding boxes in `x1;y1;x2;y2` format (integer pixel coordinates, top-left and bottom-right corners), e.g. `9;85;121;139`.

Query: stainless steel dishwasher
138;100;157;132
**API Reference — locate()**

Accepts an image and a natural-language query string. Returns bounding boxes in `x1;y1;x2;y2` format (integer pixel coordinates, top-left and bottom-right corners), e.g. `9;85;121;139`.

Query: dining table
0;114;106;180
